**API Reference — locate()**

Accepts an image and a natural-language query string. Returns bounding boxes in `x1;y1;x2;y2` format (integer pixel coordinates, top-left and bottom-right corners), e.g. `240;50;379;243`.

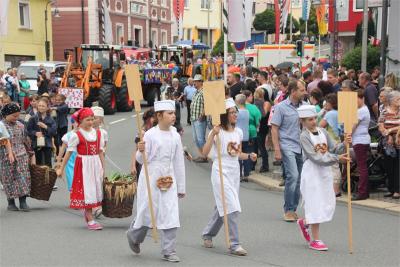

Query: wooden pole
135;111;158;243
346;142;353;254
216;135;231;249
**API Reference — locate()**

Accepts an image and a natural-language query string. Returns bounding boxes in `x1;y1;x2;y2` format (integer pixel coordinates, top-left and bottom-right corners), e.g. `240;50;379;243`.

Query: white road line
109;118;126;125
131;112;144;118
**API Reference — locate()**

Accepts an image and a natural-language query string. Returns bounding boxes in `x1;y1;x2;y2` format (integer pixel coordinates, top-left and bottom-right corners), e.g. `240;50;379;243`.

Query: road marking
109;118;126;125
131;112;144;118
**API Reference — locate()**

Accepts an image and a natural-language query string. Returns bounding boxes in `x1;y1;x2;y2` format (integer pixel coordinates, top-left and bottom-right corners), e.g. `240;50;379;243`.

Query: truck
245;44;315;70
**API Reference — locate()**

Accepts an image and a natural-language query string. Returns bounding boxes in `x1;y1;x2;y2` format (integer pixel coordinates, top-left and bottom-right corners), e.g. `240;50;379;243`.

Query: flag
302;0;311;21
103;0;113;44
280;0;291;33
274;0;281;43
172;0;184;40
0;0;10;36
227;0;252;42
315;0;327;35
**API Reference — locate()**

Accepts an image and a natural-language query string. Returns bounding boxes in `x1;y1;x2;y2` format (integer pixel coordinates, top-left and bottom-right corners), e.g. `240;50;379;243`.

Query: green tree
253;8;299;34
212;35;235;56
299;5;318;35
354;17;376;46
341;45;380;72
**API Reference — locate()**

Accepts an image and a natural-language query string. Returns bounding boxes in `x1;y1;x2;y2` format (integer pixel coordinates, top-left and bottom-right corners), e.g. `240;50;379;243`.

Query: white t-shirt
67;128;105;152
352;105;371;145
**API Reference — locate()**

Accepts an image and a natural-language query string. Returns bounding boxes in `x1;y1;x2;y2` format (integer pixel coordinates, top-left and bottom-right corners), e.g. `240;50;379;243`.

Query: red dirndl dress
70;129;104;209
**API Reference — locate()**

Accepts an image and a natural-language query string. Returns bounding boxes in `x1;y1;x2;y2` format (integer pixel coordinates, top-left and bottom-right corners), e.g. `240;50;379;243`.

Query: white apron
300;129;336;224
133;127;183;230
210;129;242;216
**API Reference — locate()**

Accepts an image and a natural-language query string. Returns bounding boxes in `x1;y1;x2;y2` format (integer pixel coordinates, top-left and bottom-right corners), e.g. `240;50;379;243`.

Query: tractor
61;44;159;115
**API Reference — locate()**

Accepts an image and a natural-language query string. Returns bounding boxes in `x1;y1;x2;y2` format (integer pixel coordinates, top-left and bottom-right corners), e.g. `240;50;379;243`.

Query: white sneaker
230;246;248;256
162;254;180;262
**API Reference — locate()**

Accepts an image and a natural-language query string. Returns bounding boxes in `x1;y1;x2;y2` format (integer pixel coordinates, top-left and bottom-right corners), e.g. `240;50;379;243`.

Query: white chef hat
297;105;317;118
91;106;104;117
154;100;175;112
225;98;236;109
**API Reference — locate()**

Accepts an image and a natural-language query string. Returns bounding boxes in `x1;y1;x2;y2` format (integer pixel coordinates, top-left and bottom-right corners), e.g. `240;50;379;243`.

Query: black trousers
186;100;192;124
35;147;53;168
257;131;269;169
385;149;400;194
56;127;68;156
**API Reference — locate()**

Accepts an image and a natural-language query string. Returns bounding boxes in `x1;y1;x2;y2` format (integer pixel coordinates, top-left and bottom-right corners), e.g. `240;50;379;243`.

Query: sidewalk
248;172;400;214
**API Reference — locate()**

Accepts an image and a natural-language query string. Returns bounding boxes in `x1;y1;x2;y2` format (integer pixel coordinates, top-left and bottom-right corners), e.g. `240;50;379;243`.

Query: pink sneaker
297;219;311;243
87;222;103;230
309;240;328;251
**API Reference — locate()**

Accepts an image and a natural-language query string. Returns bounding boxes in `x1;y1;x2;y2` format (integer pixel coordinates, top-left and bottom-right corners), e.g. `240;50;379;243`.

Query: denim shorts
192;119;207;149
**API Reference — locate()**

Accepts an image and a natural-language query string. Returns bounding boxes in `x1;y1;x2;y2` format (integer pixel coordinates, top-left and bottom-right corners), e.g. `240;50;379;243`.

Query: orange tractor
61;44;136;115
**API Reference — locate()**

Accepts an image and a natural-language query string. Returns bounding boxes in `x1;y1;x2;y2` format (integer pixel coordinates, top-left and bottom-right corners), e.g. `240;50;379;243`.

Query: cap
193;74;203;81
154;100;175;112
91;106;104;117
225;98;236;110
297;105;317;118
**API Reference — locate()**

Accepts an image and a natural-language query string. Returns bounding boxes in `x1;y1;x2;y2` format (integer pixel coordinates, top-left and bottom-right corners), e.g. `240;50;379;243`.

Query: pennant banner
227;0;252;42
315;0;328;35
302;0;311;21
172;0;184;40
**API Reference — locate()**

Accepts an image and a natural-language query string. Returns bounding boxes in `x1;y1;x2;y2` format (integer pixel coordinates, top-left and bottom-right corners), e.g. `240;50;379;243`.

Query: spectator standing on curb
243;90;261;173
183;78;196;126
37;69;50;96
254;88;271;173
18;74;30;112
359;72;379;123
190;74;208;162
271;80;307;222
235;94;251;181
351;89;371;201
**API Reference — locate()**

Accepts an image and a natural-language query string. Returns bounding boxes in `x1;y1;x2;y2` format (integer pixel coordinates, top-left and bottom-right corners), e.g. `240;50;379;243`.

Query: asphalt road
1;109;399;267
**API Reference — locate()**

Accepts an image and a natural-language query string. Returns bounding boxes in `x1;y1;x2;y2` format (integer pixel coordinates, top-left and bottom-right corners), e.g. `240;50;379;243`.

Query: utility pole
379;0;389;88
207;0;211;49
289;0;293;42
361;0;369;72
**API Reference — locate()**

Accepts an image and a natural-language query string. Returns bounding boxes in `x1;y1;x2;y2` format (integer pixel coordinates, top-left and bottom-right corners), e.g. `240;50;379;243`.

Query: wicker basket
102;178;137;218
29;165;57;201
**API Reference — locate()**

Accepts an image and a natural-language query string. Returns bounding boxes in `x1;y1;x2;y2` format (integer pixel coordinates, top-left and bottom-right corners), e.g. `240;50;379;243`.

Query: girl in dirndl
57;108;105;230
296;105;350;251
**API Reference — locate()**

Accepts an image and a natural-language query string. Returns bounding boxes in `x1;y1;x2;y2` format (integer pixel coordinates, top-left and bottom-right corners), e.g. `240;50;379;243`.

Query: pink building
52;0;173;61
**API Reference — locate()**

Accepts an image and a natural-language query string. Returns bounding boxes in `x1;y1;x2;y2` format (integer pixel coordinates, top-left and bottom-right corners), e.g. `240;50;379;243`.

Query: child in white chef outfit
126;100;186;263
201;98;257;256
296;105;351;251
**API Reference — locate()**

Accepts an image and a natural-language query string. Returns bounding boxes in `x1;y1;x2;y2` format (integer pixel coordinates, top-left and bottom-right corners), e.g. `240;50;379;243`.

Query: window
267;3;274;10
116;24;124;44
130;2;146;15
134;27;142;46
19;2;31;28
252;2;256;15
186;28;191;39
161;31;167;45
201;0;211;9
184;0;189;8
197;29;211;45
151;30;158;47
160;0;167;7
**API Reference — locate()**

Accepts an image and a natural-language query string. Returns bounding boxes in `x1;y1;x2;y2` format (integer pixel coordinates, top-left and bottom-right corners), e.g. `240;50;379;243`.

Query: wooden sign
203;80;226;125
58;87;84;108
337;91;358;254
338;91;358;134
125;64;143;111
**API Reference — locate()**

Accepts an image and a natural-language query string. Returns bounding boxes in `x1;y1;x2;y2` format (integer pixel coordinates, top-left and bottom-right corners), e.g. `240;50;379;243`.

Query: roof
18;61;67;66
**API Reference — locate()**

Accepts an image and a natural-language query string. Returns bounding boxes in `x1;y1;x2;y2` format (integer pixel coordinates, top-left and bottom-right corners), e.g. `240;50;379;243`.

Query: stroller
341;128;387;193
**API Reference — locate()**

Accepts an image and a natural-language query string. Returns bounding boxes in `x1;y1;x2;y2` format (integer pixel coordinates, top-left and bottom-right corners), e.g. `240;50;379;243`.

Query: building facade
52;0;173;61
182;0;221;48
0;0;54;69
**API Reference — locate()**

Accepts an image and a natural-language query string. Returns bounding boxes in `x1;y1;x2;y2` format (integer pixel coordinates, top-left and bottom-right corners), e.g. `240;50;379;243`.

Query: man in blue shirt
183;78;196;125
271;79;307;222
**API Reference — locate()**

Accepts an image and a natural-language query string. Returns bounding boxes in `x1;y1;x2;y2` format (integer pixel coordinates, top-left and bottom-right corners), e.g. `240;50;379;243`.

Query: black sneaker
259;166;269;173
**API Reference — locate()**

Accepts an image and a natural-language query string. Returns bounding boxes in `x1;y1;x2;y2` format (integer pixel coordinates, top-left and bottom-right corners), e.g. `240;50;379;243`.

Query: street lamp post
45;1;59;61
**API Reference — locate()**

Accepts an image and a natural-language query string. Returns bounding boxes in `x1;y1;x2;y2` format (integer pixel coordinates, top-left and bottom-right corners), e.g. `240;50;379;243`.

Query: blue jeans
192;119;207;149
281;150;303;213
239;141;251;177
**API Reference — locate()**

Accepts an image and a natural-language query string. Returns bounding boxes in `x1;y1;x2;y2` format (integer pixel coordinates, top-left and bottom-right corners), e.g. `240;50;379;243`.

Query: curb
248;173;400;214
